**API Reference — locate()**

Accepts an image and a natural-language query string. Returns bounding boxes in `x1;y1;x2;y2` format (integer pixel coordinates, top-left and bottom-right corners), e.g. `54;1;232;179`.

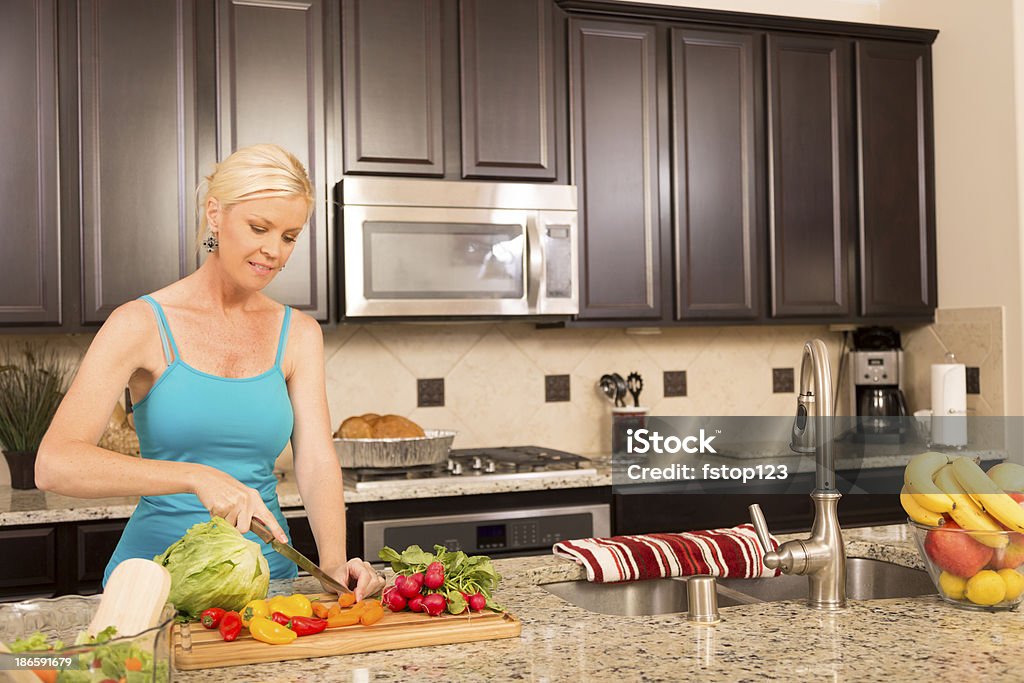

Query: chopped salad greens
5;626;169;683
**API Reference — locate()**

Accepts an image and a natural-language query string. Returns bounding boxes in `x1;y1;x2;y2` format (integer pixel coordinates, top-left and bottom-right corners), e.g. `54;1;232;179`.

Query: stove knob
451;462;463;476
446;458;456;471
484;461;496;473
471;456;483;470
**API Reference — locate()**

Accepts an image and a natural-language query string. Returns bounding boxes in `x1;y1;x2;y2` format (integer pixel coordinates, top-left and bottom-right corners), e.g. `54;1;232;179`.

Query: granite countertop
2;445;1001;526
0;467;613;526
173;524;1023;682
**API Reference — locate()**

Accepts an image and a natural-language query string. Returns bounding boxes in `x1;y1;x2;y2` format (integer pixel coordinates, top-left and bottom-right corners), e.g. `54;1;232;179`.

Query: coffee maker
847;327;909;440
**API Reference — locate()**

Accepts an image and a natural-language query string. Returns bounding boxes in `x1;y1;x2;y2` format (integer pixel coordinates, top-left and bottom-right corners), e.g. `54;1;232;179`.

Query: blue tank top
103;295;298;585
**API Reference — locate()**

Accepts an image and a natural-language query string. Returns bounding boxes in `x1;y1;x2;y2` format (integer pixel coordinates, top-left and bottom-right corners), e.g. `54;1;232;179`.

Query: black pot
3;450;37;490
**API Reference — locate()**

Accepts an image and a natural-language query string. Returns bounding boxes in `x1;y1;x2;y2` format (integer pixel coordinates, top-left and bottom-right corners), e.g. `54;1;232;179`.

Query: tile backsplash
0;306;1005;485
899;306;1004;417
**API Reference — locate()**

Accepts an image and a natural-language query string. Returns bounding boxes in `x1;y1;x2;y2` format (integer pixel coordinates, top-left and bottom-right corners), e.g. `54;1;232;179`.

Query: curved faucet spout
790;339;836;492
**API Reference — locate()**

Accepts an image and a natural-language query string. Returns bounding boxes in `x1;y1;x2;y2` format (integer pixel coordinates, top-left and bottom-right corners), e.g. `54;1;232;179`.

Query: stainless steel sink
541;558;935;616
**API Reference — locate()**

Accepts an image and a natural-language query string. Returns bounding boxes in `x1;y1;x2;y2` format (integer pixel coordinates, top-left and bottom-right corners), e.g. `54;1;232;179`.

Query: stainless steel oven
340;178;578;317
362;504;610;561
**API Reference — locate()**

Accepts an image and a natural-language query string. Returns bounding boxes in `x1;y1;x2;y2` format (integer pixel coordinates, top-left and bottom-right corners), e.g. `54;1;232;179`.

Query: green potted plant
0;344;71;489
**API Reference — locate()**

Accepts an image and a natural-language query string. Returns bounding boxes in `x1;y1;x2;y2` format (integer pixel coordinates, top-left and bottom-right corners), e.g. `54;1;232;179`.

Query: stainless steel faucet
749;339;847;610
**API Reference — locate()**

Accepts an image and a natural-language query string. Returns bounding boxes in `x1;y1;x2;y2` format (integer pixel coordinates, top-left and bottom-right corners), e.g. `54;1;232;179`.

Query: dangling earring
202;233;219;252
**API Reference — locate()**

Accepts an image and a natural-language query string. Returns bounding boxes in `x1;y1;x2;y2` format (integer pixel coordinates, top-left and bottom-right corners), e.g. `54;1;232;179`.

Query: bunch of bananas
901;453;1024;546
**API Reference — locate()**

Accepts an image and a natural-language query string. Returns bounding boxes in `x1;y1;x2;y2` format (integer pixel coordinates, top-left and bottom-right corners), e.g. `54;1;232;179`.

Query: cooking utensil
626;372;644;407
87;558;171;638
333;429;456;469
611;373;627;407
249;518;354;595
598;374;618;403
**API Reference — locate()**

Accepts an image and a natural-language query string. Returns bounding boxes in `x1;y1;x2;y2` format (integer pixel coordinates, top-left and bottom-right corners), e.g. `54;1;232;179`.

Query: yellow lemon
965;570;1007;606
938;571;967;600
997;568;1024;601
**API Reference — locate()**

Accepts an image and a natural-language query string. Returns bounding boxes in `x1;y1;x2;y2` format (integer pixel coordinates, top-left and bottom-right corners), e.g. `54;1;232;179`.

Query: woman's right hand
190;464;288;542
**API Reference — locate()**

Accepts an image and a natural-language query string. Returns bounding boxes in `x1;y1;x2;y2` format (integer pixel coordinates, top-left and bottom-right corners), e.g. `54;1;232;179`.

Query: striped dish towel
552;523;781;583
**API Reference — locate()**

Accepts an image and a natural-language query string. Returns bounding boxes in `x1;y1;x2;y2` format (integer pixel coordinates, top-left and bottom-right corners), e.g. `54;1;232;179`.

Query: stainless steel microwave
340;178;578;317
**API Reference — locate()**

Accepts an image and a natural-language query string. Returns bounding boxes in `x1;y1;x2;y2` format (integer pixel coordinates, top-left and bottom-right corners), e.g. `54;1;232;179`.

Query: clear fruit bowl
908;520;1024;611
0;594;175;681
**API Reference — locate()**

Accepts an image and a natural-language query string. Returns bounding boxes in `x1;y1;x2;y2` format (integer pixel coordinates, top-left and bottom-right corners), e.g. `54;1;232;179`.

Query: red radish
395;575;421;599
467;592;487;612
424;562;445;589
383;585;407;611
409;572;425;587
422;593;447;616
407;594;426;613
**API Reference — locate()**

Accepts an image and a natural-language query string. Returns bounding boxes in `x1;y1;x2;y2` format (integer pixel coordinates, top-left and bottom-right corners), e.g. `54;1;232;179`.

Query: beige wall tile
5;305;1006;480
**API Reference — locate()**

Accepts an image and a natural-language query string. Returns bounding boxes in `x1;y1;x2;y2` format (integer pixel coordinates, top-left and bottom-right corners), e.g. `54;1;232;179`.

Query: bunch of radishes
378;545;502;616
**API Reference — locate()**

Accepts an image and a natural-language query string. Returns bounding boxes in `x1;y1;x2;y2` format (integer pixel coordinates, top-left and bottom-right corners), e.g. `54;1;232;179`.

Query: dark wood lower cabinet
0;526;57;599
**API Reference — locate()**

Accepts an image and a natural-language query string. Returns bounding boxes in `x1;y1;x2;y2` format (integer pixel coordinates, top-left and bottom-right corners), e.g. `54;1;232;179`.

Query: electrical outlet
966;367;981;395
417;378;445;407
545;375;571;402
664;370;687;397
773;368;795;393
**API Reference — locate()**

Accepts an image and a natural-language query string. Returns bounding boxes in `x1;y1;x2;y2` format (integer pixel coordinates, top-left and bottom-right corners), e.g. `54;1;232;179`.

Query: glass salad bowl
0;594;175;682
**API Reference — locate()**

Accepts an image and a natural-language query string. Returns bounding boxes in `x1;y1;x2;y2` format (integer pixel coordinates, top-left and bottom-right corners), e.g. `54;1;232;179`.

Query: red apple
924;520;994;578
989;539;1024;570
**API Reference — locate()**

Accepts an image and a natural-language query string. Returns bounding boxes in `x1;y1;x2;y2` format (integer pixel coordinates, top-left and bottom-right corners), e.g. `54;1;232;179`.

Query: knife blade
249;517;353;595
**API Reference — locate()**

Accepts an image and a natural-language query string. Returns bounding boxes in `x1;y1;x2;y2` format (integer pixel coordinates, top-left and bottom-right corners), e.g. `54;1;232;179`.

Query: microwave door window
364;222;525;299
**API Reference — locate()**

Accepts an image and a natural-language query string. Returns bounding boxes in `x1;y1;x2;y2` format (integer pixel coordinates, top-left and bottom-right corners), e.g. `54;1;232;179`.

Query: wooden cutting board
172;596;521;670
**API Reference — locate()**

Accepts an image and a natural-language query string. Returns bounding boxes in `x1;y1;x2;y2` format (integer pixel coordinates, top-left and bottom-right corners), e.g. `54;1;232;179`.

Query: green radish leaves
378;544;505;614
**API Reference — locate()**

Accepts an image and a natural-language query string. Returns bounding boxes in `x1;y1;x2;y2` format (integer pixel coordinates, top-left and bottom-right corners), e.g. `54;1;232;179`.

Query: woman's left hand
322;558;385;601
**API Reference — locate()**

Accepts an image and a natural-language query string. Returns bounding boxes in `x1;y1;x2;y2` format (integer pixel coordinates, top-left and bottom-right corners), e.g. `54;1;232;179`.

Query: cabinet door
857;40;936;317
571;19;663;320
460;0;557;180
342;0;444;176
0;0;61;325
74;520;125;594
0;526;57;599
78;0;199;323
217;0;329;320
767;34;855;318
671;27;763;320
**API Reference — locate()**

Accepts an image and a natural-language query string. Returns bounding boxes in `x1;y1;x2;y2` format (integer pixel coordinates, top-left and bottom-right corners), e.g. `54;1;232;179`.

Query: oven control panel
364;504;611;559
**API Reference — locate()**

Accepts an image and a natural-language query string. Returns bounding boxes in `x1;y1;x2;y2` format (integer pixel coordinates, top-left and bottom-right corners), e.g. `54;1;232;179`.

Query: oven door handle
526;214;544;312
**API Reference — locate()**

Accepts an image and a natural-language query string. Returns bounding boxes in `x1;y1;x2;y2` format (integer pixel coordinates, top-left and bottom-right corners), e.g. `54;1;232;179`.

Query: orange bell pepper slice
359;604;385;626
311;602;330;619
327;611;361;628
337;592;356;608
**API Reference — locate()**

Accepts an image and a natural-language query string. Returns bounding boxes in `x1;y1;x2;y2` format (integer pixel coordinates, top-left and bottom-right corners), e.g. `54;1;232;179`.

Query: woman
36;144;384;599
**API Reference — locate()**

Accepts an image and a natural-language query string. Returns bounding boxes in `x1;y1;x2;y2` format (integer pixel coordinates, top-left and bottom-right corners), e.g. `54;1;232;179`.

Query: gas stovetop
342;446;597;491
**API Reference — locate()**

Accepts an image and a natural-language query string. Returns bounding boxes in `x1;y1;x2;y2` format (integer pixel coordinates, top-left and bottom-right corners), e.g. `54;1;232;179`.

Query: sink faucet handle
748;503;773;554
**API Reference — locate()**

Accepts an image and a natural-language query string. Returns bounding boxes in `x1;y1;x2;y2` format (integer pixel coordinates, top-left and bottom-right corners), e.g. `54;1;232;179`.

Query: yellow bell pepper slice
241;598;269;628
248;616;297;645
267;593;313;618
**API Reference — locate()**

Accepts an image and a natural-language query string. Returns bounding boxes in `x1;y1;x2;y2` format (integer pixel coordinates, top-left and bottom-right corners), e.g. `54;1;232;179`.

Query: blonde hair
197;144;314;244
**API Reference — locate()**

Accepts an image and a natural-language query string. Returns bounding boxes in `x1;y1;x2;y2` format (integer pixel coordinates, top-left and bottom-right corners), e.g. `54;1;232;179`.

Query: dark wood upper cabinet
571;18;663;320
217;0;330;320
77;0;199;323
460;0;557;180
856;40;936;317
671;27;763;320
342;0;444;176
0;0;60;325
767;34;855;318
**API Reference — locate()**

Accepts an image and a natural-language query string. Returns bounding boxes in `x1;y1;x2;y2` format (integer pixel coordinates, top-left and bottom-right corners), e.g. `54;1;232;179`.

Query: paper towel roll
931;363;967;446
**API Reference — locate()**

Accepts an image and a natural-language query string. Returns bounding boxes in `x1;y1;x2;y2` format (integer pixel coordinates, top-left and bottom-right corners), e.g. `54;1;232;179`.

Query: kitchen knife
249;517;354;595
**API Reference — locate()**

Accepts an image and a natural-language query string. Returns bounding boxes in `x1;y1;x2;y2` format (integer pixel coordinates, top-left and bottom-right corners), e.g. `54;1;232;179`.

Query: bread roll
359;413;381;425
338;416;374;439
371;414;426;438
